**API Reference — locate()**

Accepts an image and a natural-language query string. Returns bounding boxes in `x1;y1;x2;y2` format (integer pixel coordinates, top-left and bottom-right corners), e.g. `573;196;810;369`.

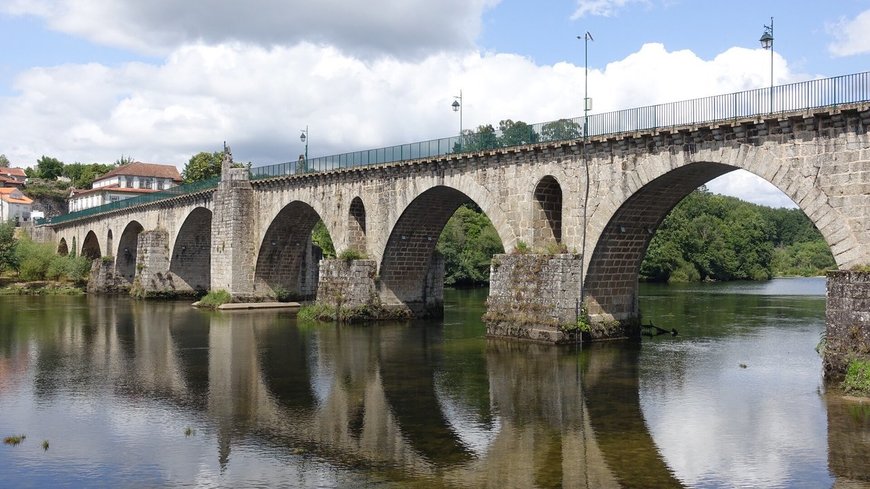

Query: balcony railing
38;71;870;226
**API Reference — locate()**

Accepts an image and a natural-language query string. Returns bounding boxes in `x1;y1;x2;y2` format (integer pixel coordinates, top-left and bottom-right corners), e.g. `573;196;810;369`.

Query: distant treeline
434;189;834;286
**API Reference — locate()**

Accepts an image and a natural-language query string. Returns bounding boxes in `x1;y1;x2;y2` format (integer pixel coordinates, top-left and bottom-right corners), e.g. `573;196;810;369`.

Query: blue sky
0;0;868;207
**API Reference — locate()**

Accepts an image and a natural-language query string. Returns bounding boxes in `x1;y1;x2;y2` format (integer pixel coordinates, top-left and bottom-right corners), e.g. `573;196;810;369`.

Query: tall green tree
0;221;17;272
35;155;64;180
437;204;504;286
183;151;224;183
0;154;10;168
541;119;582;141
498;119;539;147
62;162;115;188
454;124;500;153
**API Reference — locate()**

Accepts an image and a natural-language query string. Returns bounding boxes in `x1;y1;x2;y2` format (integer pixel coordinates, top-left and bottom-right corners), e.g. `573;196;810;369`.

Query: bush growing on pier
198;289;232;309
843;359;870;395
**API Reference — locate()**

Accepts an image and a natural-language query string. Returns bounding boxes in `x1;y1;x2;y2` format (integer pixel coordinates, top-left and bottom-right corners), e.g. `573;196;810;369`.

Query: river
1;277;868;488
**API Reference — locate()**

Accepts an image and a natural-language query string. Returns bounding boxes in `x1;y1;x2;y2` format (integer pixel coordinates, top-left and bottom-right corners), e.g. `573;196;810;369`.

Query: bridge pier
825;271;870;378
130;229;186;297
211;165;256;299
484;253;640;343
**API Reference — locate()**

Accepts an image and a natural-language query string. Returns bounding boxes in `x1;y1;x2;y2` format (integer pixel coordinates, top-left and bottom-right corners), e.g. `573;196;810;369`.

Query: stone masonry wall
825;271;870;377
211;167;256;298
317;259;379;310
87;257;127;294
485;253;640;343
131;229;187;297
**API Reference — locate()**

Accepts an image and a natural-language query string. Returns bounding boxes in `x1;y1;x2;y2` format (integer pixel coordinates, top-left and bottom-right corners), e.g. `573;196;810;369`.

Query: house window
141;178;153;189
157;180;164;190
109;195;121;203
125;176;134;188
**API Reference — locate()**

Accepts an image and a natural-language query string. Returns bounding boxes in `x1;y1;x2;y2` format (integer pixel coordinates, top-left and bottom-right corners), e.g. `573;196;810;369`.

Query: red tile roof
0;187;32;204
96;162;182;183
0;167;26;178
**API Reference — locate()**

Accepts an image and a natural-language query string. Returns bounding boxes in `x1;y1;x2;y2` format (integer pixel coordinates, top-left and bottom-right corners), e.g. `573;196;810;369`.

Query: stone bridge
40;92;870;344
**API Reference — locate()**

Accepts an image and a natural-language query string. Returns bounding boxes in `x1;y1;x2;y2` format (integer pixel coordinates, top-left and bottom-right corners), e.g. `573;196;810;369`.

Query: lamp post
299;125;308;171
577;31;593;326
452;90;463;150
759;17;774;112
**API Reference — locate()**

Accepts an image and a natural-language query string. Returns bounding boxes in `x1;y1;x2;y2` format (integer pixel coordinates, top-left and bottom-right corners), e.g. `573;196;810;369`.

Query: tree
454;124;500;153
541;119;582;142
182;151;223;183
35;155;64;180
0;154;9;168
0;221;17;272
437;204;505;286
498;119;539;147
114;154;135;166
62;162;115;188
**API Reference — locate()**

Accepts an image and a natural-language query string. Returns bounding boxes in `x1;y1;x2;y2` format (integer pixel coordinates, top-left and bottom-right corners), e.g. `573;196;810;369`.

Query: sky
1;0;869;208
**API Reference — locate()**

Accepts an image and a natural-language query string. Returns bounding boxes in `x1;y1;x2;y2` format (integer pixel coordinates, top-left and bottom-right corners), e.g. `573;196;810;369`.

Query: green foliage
541;119;582;141
16;239;56;281
436;204;504;286
843;359;870;395
513;240;530;254
183;151;224;183
19;178;69;199
62;162;115;188
34;155;64;180
498;119;539;146
0;154;9;167
114;154;135;166
640;188;833;282
312;221;336;258
0;222;17;272
772;240;835;276
198;289;232;309
338;249;366;261
455;124;500;152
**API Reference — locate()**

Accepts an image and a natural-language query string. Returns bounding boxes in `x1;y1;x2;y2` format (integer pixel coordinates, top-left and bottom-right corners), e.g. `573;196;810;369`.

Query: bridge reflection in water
2;295;867;487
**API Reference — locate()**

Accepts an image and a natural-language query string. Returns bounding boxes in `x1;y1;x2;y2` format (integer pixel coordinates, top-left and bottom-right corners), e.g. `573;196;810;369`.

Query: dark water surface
1;278;868;488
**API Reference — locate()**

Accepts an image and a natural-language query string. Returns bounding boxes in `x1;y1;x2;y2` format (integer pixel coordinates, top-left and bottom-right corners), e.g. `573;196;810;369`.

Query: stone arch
57;238;69;256
254;201;328;299
348;196;367;254
584;162;734;322
106;229;114;256
532;175;563;248
81;230;101;260
117;221;144;284
379;185;506;316
170;207;212;293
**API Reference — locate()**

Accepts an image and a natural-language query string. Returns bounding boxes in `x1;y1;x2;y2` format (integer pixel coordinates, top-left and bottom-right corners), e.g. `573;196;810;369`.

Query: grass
197;289;232;309
337;249;366;261
0;282;85;296
4;434;26;446
843;359;870;395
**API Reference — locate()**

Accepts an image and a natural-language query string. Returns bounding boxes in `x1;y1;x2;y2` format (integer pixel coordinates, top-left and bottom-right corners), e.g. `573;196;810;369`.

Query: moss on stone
843;359;870;396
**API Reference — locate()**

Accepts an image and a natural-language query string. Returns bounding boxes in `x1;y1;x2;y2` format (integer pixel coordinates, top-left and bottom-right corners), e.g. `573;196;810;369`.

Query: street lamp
577;31;593;323
452;90;462;150
299;125;308;171
759;17;774;112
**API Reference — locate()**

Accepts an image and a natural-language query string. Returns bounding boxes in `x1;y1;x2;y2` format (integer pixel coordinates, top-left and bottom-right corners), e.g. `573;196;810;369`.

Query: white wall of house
1;200;32;223
92;175;178;191
68;190;153;212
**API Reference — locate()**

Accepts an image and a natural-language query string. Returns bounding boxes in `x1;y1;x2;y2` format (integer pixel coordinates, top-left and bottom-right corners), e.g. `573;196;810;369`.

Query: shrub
513;241;529;255
843;359;870;395
198;289;232;309
337;249;366;261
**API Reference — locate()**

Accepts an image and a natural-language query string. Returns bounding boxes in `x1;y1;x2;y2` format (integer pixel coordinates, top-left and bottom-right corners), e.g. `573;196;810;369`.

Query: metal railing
37;177;219;225
39;71;870;226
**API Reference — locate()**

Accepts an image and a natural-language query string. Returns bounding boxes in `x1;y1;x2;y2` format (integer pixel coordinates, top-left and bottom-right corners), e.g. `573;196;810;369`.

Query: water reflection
0;283;868;487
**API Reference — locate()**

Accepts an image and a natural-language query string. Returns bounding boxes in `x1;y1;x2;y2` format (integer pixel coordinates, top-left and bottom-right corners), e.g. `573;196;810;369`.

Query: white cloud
1;0;501;58
827;9;870;57
0;40;800;208
706;171;797;209
571;0;648;19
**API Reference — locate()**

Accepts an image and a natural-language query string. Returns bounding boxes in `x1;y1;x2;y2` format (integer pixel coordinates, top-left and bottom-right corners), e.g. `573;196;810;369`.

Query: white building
0;187;33;224
68;162;183;212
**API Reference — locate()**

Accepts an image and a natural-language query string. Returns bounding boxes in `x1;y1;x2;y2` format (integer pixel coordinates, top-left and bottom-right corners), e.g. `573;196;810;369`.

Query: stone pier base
825;271;870;377
87;257;128;294
130;229;191;298
484;253;639;344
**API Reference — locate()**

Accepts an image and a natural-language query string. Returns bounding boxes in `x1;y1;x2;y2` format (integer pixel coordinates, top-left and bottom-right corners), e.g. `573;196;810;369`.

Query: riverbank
0;280;85;295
